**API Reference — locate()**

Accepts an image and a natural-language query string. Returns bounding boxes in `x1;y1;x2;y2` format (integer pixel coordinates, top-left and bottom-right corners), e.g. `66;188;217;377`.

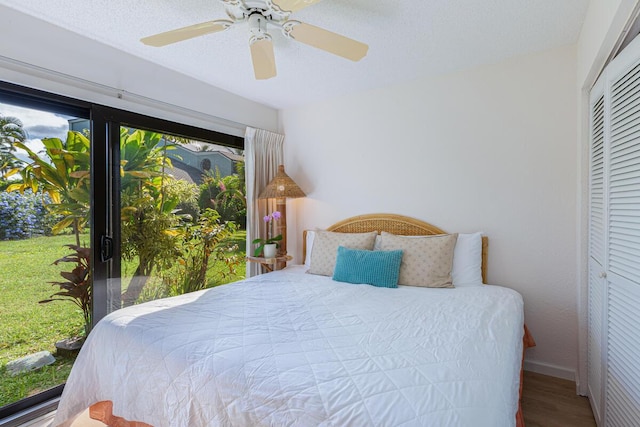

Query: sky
0;101;243;165
0;101;73;162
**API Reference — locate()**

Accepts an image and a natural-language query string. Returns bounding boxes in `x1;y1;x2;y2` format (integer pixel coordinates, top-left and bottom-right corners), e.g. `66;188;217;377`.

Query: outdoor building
69;118;242;184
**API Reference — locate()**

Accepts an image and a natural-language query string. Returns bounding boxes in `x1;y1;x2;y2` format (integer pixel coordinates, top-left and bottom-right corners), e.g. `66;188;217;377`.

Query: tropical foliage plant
198;166;247;227
6;125;245;312
165;177;200;223
7;131;90;247
0;153;24;179
119;129;183;305
40;245;92;336
163;209;240;295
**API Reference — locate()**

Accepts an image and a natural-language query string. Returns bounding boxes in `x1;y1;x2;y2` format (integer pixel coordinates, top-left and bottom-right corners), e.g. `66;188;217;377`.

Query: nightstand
246;254;293;272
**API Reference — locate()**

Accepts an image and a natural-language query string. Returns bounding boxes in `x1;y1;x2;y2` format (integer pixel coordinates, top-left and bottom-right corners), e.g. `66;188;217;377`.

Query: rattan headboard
302;213;488;283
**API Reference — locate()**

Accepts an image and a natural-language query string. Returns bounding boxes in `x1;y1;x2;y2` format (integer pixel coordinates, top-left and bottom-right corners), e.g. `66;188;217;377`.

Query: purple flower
263;215;271;223
271;211;281;220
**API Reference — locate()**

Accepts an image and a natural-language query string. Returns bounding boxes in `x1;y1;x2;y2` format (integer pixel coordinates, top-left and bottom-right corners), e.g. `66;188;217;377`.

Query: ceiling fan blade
271;0;323;13
141;20;233;47
285;22;368;61
250;39;277;80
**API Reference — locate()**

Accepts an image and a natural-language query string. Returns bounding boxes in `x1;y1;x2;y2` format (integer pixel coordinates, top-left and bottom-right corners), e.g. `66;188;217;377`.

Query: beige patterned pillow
378;232;458;288
308;231;378;276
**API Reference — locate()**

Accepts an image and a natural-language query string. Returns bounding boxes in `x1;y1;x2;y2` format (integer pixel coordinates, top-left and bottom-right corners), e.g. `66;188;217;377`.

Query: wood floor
522;371;596;427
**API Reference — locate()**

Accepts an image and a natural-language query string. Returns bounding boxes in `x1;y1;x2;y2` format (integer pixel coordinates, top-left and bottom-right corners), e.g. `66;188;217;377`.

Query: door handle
100;235;113;262
598;271;607;279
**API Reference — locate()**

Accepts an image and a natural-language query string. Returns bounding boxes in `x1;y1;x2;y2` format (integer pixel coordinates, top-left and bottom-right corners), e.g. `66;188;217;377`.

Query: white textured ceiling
1;0;588;109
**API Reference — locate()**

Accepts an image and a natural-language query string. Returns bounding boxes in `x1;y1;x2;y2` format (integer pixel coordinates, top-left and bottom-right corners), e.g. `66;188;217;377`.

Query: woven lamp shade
258;165;306;199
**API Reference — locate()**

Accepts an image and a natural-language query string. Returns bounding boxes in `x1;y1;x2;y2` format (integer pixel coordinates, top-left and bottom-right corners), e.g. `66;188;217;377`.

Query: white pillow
452;232;484;286
304;230;316;267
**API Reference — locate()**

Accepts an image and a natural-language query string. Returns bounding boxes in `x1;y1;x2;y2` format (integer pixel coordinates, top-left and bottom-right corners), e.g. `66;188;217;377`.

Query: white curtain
244;127;284;277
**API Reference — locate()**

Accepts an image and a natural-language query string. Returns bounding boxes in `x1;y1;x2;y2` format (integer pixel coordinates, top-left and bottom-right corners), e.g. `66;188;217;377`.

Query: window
0;82;246;421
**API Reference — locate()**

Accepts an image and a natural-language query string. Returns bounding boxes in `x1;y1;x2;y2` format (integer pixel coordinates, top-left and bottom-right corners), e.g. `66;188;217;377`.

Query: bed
52;214;532;427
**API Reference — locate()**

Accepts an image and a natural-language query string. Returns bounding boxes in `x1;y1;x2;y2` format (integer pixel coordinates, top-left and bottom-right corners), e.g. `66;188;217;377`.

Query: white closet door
606;276;640;426
588;80;606;424
588;259;606;423
604;34;640;426
590;88;606;267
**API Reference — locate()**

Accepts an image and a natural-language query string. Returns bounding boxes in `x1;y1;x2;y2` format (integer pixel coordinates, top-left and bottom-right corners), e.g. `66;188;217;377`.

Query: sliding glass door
116;125;247;308
0;85;245;420
0;91;90;414
90;108;247;317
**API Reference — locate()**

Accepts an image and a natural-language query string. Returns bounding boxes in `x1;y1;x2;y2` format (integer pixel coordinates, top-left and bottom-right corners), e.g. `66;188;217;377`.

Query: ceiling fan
140;0;368;80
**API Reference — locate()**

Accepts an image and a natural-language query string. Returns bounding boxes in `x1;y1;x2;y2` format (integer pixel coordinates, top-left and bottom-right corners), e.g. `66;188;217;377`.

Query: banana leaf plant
40;245;92;337
7;131;90;247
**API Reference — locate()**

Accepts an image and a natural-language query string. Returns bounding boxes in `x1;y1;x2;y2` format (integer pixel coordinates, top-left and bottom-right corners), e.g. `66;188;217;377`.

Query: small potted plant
252;211;282;257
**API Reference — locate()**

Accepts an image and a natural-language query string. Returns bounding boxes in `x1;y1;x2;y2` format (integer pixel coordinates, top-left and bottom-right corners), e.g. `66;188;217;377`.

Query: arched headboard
303;213;488;283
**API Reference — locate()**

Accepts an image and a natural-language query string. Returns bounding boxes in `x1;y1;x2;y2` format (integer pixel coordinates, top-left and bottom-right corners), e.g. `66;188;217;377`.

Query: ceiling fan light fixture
248;12;270;39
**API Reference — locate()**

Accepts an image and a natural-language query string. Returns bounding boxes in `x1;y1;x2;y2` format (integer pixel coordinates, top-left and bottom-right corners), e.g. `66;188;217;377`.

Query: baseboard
524;360;576;382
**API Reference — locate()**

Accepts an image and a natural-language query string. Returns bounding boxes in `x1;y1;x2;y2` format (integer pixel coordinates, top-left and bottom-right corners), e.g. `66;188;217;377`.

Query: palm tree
195;142;215;152
0;152;24;178
0;115;27;152
0;115;27;178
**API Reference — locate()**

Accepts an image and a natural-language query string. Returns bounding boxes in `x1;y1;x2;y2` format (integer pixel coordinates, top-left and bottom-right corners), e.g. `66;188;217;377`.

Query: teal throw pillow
332;246;403;288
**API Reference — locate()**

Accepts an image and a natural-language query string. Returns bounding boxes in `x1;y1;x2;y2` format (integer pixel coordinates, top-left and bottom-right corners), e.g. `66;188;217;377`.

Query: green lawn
0;234;83;407
0;232;246;408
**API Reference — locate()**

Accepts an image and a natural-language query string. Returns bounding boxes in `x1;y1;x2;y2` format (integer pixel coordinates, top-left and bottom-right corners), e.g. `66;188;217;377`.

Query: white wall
0;6;278;135
281;45;578;378
577;0;634;87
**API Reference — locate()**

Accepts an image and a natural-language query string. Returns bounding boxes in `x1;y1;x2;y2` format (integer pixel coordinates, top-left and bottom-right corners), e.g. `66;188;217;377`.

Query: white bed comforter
53;266;524;427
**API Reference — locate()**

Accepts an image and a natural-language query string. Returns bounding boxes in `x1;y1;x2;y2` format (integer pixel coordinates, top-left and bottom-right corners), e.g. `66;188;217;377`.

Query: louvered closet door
588;83;606;424
604;35;640;426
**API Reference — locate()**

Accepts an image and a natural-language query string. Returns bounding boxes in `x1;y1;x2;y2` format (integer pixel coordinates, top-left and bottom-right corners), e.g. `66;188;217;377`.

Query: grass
0;234;84;407
0;231;246;408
